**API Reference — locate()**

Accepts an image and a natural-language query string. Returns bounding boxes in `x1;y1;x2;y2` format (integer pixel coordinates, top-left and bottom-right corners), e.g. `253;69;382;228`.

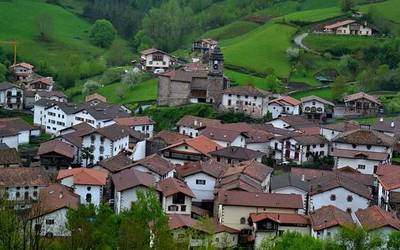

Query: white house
331;129;395;175
301;95;334;120
320;121;359;141
309;173;372;218
280;135;328;165
0;81;23;110
267;96;301;119
200;126;248;148
271;173;309;210
268;115;317;133
31;183;80;237
9;62;34;82
0;117;38;145
310;205;354;240
220;85;270;118
80;124;130;166
158;177;195;215
57;168;107;206
0;128;19;150
114;116;155;138
176;115;221;138
322;20;376;36
377;169;400;211
140;48;176;72
176;159;227;202
112;168;158;213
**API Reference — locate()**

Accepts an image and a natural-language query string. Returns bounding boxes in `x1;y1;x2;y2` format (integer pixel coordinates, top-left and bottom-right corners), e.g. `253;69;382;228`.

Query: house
301;95;334;120
157;47;228;106
0;81;23;110
192;38;218;54
0;148;21;167
176;159;227;202
320;121;360;141
331;128;395;174
268;115;318;133
0;167;50;209
210;146;266;165
309;205;354;240
29;77;54;91
355;206;400;240
146;130;190;155
176;115;221;138
57;168;107;206
31;183;80;237
9;62;34;82
96;151;133;174
215;190;304;230
160;135;222;165
33;99;131;135
140;48;177;72
158;177;195;215
377;170;400;212
131;153;176;181
267;96;301;119
24;90;67;108
251;212;311;247
372;117;400;137
220;85;270;118
80;124;130;166
0;117;38;146
112;168;158;213
85;93;107;104
0;125;19;150
309;173;372;217
322;20;377;36
114;116;155;138
344;92;381;115
217;160;273;193
271;173;309;210
200;126;248;147
37;140;75;173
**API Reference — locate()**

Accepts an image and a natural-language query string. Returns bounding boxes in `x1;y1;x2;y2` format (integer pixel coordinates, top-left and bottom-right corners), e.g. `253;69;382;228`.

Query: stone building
157;47;228;106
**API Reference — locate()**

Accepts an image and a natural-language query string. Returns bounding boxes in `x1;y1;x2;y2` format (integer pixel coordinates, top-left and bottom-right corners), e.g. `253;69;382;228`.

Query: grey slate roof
271;173;309;192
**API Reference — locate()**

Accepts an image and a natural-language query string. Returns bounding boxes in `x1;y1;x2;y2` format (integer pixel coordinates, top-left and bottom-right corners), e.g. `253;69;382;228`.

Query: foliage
81;147;94;166
331;76;347;101
387;230;400;250
265;74;284;94
340;0;356;12
286;47;300;63
105;40;132;66
336;226;384;250
89;19;117;48
0;64;6;82
122;69;144;87
36;13;53;42
82;79;101;96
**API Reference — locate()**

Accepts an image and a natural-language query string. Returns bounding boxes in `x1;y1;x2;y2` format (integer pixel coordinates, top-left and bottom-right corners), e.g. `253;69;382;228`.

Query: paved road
294;32;310;51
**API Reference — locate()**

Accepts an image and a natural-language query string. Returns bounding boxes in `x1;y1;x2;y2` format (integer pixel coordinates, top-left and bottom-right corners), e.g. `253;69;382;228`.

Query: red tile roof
176;115;221;129
269;96;301;106
356;206;400;231
176;158;227;178
132;153;175;176
85;93;107;103
0;167;50;187
162;135;222;157
331;148;389;161
57;168;107;186
150;130;190;145
114;116;155;126
158;177;195;198
168;214;198;230
310;205;354;231
376;164;400;176
112;168;157;192
344;92;380;105
222;160;273;183
191;205;209;217
250;212;310;225
324;20;356;29
332;129;394;147
10;62;34;70
377;173;400;191
215;190;303;209
38;140;75;159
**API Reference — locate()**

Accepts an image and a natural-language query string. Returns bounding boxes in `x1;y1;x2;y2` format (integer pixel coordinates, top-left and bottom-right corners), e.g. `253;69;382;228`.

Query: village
1;24;400;248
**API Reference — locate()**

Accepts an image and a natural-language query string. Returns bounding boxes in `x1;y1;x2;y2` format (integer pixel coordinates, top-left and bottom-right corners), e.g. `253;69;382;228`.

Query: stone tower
207;46;226;105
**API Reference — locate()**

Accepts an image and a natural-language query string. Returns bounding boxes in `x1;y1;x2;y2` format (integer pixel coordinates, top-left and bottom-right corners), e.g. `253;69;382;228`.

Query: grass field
290;87;333;101
224;69;268;90
359;0;400;23
303;34;384;52
281;7;342;22
201;21;260;41
221;23;297;78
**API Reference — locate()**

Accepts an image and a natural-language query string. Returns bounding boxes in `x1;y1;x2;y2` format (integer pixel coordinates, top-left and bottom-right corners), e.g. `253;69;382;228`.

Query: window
320;144;325;147
172;193;185;204
367;145;371;150
90;135;95;143
346;208;352;213
86;193;92;203
347;195;353;202
357;165;366;170
168;205;178;211
87;186;91;191
33;191;38;198
16;192;20;198
46;219;55;225
240;217;246;224
181;205;186;212
312;145;316;148
352;144;357;149
196;179;206;185
330;194;336;201
100;136;105;144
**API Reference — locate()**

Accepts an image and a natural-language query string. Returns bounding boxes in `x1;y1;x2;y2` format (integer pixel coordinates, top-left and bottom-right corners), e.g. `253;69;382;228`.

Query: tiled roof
10;62;34;69
250;212;310;225
372;117;400;135
309;172;372;200
162;135;222;157
221;160;273;183
98;151;133;173
32;77;54;86
176;158;227;178
292;134;327;145
81;124;130;141
278;115;318;129
38;140;75;159
158;177;195;198
176;115;221;129
291;167;333;181
160;70;207;82
200;126;247;143
114;116;155;126
0;167;50;187
344;92;380;105
210;146;265;161
0;81;21;91
310;205;354;231
191;205;209;217
377;173;400;191
57;168;107;186
168;214;198;230
271;173;309;192
376;164;400;176
321;121;360;132
216;174;263;193
112;168;157;192
141;48;171;56
35;90;66;98
331;148;389;161
0;148;21;165
356;206;400;231
332;129;394;147
301;95;334;106
269;96;301;106
31;183;79;218
215;190;303;209
324;19;355;29
0;117;33;132
132;154;175;176
85;93;107;103
150;130;190;145
223;85;269;97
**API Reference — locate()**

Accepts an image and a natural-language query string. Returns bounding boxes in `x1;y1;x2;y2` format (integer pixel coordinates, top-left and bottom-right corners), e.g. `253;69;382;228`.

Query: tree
336;226;383;250
340;0;356;12
82;80;101;96
36;13;53;41
332;75;347;101
89;19;117;48
265;74;284;94
286;47;300;63
0;198;23;250
66;204;96;250
122;70;143;87
81;147;94;166
0;63;6;82
116;85;127;100
106;40;132;66
387;230;400;250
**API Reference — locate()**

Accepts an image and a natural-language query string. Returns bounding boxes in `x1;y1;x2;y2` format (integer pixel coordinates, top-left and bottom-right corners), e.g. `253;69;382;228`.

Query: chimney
391;121;395;128
59;192;64;199
301;174;305;182
379;117;383;122
194;120;198;126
